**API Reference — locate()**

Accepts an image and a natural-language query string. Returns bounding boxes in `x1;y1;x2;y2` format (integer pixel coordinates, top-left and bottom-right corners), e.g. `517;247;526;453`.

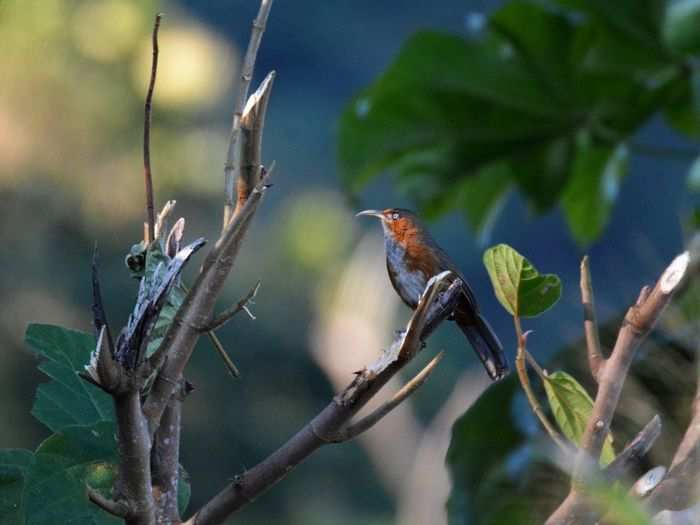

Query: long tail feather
456;312;509;381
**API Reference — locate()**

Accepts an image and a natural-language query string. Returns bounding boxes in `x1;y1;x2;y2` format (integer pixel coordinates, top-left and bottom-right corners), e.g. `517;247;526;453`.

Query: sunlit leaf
483;244;562;317
544;371;616;466
26;324;114;432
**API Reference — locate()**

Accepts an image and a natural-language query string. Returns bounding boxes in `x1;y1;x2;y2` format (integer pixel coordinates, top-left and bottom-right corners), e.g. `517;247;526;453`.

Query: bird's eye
392;212;399;220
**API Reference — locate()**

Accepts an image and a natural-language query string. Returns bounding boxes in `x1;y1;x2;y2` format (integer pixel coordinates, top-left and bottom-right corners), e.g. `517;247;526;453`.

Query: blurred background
1;1;698;524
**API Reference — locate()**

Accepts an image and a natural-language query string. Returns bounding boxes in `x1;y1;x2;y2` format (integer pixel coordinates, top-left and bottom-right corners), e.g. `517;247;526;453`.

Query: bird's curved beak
355;209;383;219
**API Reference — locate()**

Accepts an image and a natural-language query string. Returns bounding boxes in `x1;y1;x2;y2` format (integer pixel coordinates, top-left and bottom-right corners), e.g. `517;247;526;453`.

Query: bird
356;208;508;380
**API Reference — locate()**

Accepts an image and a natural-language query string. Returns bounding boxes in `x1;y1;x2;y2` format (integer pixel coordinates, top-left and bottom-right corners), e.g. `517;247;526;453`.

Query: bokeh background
1;1;698;524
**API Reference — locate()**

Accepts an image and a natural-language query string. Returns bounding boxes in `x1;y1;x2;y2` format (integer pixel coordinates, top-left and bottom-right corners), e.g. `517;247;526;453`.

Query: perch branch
183;273;461;525
546;251;690;525
513;318;569;452
331;351;444;442
223;0;274;227
143;14;161;243
205;280;261;331
581;256;605;382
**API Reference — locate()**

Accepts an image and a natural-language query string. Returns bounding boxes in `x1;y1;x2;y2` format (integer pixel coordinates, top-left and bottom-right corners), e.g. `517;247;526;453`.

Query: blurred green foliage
339;0;700;246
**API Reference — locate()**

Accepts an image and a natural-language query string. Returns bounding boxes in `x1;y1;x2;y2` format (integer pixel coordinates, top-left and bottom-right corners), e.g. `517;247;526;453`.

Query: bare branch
114;391;155;525
152;392;184;524
232;71;275;220
206;330;241;378
143;14;162;243
223;0;274;226
581;256;605;382
546;251;690;525
143;174;272;436
183;273;460;525
87;486;131;519
206;280;261;331
333;352;444;442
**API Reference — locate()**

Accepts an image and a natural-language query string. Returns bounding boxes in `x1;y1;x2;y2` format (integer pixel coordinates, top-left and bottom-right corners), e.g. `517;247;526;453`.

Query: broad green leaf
483;244;561;317
26;324;114;432
0;449;34;525
338;30;572;190
24;422;121;525
561;141;629;246
662;0;700;55
544;371;616;466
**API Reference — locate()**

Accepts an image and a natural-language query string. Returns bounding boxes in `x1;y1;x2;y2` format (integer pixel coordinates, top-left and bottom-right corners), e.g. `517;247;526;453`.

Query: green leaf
544;371;616;466
483;244;562;317
338;29;573;190
0;449;34;525
24;422;121;525
662;0;700;55
26;324;114;432
562;141;629;246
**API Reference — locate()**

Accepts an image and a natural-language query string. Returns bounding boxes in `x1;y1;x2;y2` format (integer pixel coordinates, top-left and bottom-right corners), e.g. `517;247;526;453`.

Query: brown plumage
357;207;508;381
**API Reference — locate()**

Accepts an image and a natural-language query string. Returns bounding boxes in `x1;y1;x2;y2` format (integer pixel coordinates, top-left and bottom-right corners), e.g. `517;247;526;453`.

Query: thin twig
581;256;605;382
513;317;569;452
87;486;131;519
206;281;261;331
223;0;274;227
143;14;162;243
206;330;241;378
333;352;444;441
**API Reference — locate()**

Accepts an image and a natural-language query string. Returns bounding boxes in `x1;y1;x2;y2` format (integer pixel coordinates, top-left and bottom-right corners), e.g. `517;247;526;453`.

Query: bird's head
356;208;421;243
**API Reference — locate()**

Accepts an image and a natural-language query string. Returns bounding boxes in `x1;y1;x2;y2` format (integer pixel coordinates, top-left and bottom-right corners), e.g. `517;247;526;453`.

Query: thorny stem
513;316;568;452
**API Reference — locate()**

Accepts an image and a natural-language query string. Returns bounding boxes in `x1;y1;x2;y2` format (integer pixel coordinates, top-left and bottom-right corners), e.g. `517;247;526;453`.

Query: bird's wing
430;244;479;312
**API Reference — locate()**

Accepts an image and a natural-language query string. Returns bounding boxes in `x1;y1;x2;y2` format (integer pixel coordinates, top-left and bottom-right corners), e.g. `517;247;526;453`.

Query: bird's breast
385;240;429;308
